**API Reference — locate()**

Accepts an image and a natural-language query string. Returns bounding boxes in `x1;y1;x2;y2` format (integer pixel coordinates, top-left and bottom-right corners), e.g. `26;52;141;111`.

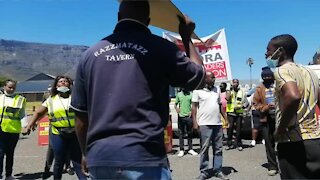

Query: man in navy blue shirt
71;0;205;179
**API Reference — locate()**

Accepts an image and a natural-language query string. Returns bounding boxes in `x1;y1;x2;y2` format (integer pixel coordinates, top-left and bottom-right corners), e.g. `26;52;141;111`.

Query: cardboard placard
117;0;201;40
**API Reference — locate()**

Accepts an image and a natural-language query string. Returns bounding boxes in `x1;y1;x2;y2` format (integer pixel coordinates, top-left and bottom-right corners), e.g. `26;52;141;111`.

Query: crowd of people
0;0;320;179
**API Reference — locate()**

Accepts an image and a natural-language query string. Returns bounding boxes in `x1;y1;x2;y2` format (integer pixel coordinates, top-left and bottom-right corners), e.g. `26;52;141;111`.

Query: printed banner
163;29;233;82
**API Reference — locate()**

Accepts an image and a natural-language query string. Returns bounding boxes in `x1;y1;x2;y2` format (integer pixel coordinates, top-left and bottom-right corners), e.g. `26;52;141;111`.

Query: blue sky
1;0;319;81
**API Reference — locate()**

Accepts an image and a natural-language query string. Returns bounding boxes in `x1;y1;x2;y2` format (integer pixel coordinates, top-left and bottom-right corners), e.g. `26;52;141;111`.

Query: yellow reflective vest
226;89;245;114
0;94;26;133
46;95;75;135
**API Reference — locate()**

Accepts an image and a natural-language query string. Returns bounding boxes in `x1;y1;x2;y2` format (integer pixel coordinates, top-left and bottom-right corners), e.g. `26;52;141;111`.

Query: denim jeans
199;125;223;177
0;130;19;179
89;166;172;180
178;116;193;150
50;133;86;179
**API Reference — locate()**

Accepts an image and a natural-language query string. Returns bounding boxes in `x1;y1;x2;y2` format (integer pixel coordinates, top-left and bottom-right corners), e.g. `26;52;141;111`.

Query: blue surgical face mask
266;47;281;68
266;58;278;69
4;90;15;97
57;86;70;93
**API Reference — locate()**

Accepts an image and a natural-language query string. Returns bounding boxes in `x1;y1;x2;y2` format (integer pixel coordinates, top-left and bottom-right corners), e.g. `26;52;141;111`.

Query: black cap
261;66;274;78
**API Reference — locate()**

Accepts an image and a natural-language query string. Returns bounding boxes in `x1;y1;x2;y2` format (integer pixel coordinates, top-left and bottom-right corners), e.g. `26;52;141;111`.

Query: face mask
4;91;15;96
266;47;281;68
263;79;274;86
57;86;70;93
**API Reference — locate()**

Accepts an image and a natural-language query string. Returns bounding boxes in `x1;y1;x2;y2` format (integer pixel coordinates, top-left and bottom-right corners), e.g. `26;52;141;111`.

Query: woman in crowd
23;76;86;180
0;79;26;180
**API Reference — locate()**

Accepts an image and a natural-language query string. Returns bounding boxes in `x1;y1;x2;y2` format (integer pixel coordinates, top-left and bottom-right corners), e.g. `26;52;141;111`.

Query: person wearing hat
252;66;278;176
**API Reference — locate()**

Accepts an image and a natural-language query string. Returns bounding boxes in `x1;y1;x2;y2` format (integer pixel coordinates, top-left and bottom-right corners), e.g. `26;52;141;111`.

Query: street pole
250;64;252;88
246;58;254;89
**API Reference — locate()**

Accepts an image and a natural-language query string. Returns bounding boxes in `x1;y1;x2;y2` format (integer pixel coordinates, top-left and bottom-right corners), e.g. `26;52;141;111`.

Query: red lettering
204;62;227;79
175;40;221;53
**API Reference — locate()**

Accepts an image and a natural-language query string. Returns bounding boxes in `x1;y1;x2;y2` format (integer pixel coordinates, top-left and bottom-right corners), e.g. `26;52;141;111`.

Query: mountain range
0;39;89;81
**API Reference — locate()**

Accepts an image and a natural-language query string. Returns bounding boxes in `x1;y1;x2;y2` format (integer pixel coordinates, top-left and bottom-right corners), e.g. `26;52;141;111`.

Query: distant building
26;73;55;81
313;49;320;65
238;79;261;92
16;73;55;102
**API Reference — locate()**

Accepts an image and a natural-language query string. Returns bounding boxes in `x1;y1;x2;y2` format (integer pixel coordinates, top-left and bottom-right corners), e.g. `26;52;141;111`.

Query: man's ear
146;17;150;26
118;12;121;21
279;46;285;53
278;46;285;57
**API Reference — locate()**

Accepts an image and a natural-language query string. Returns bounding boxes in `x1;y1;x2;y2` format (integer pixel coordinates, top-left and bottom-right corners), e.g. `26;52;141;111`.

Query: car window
169;86;176;98
246;87;256;97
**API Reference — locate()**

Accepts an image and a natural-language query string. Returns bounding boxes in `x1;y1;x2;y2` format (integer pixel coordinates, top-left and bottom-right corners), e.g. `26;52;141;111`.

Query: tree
246;58;254;89
0;76;9;87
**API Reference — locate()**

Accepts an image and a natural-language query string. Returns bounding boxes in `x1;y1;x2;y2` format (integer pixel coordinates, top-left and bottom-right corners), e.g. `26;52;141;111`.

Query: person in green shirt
175;89;198;157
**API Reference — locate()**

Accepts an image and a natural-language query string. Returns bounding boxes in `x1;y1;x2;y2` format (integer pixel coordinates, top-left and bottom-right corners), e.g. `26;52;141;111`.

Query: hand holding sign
117;0;201;40
177;14;196;57
178;15;195;41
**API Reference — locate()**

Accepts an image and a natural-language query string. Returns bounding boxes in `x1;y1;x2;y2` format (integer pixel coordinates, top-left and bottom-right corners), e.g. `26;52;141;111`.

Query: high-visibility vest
226;89;245;114
0;94;26;133
47;95;75;135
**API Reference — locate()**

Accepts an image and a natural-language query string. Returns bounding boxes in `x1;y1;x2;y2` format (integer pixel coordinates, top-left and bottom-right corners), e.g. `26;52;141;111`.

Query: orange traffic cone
164;115;173;153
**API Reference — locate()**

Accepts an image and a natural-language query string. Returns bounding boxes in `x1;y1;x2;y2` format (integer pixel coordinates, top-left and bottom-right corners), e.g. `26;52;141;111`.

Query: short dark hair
4;79;17;86
119;0;150;20
220;82;227;87
261;66;274;78
271;34;298;58
50;76;73;96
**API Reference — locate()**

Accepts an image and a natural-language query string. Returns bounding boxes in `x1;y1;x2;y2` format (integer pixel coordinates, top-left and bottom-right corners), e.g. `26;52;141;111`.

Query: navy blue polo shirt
71;19;204;168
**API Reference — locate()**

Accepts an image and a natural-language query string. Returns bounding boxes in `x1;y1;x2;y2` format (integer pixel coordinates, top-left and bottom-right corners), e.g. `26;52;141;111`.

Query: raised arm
178;15;203;66
23;106;48;135
277;82;301;133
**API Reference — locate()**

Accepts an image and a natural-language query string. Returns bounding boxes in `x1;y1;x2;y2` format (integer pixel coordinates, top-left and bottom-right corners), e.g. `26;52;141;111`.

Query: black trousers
227;115;242;147
178;116;193;150
277;139;320;179
261;114;278;171
0;129;19;178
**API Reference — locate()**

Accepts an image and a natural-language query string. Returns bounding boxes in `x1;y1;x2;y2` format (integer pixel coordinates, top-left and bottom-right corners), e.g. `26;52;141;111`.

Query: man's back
274;62;320;142
71;20;204;167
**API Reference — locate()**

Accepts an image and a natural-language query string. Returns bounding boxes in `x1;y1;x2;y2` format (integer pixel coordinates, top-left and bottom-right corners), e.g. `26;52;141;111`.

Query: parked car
169;87;179;137
169;98;179;137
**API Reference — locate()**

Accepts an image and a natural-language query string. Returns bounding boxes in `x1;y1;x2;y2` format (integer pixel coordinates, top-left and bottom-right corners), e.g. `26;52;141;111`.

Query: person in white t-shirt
192;71;229;180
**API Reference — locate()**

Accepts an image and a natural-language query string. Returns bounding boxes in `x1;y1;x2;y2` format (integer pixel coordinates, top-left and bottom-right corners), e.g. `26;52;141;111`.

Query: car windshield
169;86;176;98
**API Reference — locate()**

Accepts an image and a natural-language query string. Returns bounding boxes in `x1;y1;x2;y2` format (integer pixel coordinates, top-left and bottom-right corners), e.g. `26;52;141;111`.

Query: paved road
11;132;280;180
169;138;280;180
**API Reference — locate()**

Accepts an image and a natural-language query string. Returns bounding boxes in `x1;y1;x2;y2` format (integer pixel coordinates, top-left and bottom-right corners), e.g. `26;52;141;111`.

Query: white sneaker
267;170;278;176
188;149;198;156
177;150;184;157
251;140;256;147
262;139;265;144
